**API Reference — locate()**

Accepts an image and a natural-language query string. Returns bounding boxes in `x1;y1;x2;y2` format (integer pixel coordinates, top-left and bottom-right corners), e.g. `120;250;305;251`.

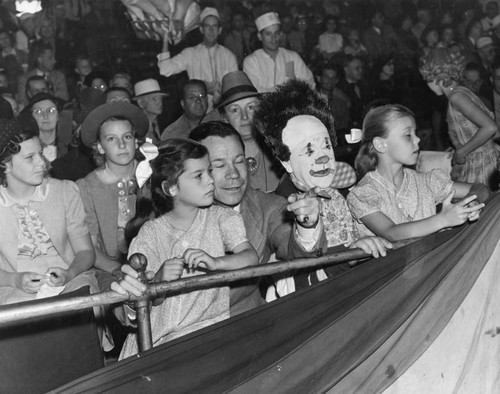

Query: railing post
129;253;153;352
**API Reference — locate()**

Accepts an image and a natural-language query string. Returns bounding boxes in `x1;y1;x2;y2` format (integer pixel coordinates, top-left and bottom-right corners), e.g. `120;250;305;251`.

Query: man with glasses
161;79;208;140
157;7;237;110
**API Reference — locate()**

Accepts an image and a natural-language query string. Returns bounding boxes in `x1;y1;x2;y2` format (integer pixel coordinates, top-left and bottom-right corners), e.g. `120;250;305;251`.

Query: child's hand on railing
110;265;155;298
157;258;184;281
182;249;218;272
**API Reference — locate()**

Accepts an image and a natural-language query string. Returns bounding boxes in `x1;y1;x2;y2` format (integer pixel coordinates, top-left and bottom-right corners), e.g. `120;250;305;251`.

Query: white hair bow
136;139;159;188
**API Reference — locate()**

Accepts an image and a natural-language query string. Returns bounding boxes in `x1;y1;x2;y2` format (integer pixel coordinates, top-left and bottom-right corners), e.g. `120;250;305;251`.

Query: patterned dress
119;205;248;360
447;86;500;188
347;169;453;237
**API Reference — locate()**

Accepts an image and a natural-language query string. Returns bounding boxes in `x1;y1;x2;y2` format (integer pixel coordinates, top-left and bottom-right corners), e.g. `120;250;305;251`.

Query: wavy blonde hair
419;47;465;87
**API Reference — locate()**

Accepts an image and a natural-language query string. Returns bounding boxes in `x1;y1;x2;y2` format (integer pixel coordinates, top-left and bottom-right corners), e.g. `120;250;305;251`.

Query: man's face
494;68;500;94
478;44;496;64
201;135;248;207
39;19;55;39
320;68;338;92
38;49;55;71
463;70;482;93
281;116;336;190
200;15;221;46
232;14;245;31
138;94;163;116
75;59;92;77
223;96;259;142
344;59;363;82
27;79;49;98
259;24;281;52
182;84;208;119
486;1;499;19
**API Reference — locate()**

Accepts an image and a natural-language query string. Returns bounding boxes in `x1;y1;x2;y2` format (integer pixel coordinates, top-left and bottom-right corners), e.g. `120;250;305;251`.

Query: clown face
281;115;336;190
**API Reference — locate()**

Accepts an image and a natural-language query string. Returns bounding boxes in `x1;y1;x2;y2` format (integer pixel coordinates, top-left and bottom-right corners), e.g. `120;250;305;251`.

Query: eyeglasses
186;93;207;101
93;84;107;90
32;106;58;117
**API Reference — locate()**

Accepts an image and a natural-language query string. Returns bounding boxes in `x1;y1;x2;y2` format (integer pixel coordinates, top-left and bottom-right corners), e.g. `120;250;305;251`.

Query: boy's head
36;45;55;72
81;102;149;158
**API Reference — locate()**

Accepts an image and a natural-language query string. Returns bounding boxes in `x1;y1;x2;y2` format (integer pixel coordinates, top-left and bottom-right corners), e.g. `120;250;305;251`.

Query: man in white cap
134;78;167;145
243;12;315;93
157;7;237;109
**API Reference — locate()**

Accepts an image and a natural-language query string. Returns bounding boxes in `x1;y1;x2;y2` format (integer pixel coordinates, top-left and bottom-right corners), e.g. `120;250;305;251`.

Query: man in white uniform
157;7;237;108
243;12;315;93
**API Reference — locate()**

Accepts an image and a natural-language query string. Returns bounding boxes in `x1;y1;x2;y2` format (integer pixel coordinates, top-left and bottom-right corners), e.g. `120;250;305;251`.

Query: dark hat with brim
81;102;149;147
28;92;64;111
217;71;260;109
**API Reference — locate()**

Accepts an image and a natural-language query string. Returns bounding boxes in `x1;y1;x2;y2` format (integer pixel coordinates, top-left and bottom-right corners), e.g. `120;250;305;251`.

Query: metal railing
0;239;415;352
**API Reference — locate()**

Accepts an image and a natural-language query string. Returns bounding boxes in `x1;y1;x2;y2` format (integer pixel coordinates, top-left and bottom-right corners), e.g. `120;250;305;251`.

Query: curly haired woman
420;47;500;190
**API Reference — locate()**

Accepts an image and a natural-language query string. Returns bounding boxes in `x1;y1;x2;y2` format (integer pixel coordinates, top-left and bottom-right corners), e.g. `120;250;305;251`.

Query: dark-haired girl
117;138;257;359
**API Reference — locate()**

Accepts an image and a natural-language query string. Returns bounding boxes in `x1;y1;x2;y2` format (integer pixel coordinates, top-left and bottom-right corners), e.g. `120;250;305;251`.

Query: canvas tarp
53;193;500;394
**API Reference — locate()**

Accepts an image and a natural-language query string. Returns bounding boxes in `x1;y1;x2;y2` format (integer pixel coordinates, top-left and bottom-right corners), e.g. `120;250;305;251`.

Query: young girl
77;102;148;291
0;117;98;304
347;104;489;241
117;138;257;359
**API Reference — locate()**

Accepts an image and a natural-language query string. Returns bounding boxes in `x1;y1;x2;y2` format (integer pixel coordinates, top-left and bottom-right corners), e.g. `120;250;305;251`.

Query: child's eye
125;135;134;140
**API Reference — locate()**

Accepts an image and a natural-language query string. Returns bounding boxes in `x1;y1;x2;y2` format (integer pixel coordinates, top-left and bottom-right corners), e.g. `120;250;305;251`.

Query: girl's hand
439;190;484;228
349;236;393;258
46;268;71;286
16;272;45;293
452;149;466;165
158;258;184;281
182;249;219;271
111;264;155;297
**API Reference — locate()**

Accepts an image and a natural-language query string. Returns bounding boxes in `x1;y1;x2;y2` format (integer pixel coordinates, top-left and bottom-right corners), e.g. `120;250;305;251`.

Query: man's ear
280;160;293;174
373;137;387;153
257;31;262;42
161;180;177;197
180;99;185;111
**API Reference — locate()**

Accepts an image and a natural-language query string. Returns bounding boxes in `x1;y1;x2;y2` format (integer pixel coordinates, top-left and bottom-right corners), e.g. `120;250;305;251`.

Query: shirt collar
0;179;49;207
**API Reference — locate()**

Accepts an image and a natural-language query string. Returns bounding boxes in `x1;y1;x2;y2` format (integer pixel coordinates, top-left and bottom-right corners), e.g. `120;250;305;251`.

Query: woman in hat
210;71;283;192
76;102;149;290
420;47;500;190
0;118;98;305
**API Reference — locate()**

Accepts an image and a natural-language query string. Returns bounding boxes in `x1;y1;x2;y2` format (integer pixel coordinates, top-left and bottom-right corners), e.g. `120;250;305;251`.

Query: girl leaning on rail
112;137;257;360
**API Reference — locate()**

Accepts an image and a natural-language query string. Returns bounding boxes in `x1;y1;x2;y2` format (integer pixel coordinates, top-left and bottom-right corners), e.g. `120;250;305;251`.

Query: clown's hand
287;187;322;228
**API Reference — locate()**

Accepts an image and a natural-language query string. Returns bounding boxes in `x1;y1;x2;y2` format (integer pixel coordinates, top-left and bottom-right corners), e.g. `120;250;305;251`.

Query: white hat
255;12;280;32
476;36;494;49
200;7;220;23
134;79;166;98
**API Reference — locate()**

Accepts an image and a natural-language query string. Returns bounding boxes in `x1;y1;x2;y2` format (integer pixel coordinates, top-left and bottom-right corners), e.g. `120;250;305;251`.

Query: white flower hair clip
136;139;159;188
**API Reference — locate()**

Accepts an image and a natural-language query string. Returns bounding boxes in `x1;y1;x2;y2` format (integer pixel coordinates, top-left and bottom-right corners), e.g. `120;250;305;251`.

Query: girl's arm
449;91;498;161
452;181;490;203
47;234;95;286
360;191;484;241
90;235;122;274
0;268;44;292
183;241;258;272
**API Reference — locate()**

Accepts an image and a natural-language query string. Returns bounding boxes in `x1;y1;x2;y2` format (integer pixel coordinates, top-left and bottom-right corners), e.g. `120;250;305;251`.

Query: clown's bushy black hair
254;79;337;162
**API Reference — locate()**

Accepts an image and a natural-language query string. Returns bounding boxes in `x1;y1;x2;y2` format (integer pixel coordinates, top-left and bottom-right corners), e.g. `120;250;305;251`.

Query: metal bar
0;238;417;326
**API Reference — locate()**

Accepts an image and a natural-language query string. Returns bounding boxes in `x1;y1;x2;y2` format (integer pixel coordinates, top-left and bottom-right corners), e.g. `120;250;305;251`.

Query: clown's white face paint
281;115;336;189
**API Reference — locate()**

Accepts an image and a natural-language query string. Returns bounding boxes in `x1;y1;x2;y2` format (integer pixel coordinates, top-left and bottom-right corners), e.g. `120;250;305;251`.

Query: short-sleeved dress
347;168;453;237
119;205;248;360
447;86;500;188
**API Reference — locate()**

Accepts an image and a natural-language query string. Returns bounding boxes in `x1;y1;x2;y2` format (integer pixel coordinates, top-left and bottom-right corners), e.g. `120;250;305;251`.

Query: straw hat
477;36;494;49
217;71;260;109
134;79;167;99
80;102;149;147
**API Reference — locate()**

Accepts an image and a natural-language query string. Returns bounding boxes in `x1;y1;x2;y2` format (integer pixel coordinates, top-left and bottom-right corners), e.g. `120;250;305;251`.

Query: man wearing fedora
243;12;315;93
134;78;167;145
160;79;208;140
157;7;237;110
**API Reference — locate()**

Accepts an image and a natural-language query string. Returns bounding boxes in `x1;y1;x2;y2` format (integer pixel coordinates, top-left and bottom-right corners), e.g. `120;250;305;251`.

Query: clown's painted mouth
309;168;334;177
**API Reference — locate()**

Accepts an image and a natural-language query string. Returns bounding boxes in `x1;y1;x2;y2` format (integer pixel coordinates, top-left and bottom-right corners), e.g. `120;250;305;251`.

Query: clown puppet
254;80;392;290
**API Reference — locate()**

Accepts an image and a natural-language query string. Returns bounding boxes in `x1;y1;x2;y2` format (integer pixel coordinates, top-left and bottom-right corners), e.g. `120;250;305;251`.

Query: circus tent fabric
54;193;500;394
